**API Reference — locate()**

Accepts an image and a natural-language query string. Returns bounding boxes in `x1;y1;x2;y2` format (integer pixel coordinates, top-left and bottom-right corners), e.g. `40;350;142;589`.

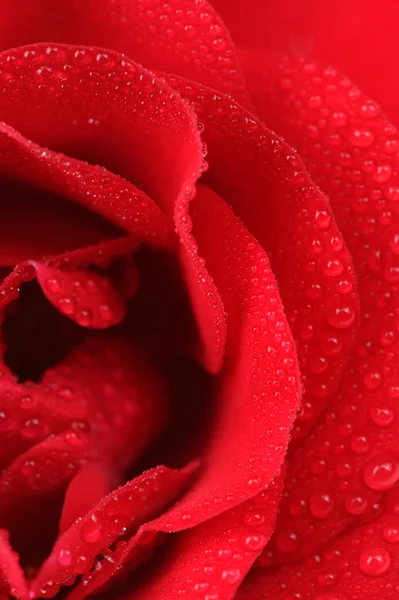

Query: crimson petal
238;489;399;599
165;72;358;440
34;263;125;329
242;55;399;562
140;185;300;529
213;0;399;124
121;473;284;600
30;463;198;598
59;464;113;536
0;0;249;105
0;530;28;600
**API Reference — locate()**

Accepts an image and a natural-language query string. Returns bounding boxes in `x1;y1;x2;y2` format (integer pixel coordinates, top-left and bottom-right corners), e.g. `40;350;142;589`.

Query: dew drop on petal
363;456;399;490
359;547;391;576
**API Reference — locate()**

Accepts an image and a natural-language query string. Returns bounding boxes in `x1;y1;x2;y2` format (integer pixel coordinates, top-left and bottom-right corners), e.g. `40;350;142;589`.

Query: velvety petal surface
30;463;198;599
165;73;358;440
240;55;399;564
213;0;399;124
124;473;284;600
0;0;249;105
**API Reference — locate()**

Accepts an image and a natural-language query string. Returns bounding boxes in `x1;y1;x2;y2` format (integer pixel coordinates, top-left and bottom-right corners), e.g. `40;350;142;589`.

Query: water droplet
349;128;375;148
76;309;93;327
327;305;356;329
309;493;334;519
58;297;76;315
315;210;332;229
370;405;395;427
359;102;380;118
317;572;339;587
244;510;265;527
243;534;266;551
372;165;392;183
276;531;300;553
221;568;241;584
351;435;370;454
383;526;399;543
363;456;399;490
46;277;61;293
324;259;344;277
57;549;73;566
363;371;382;390
344;495;368;515
386;186;399;202
359;547;391;576
81;514;104;543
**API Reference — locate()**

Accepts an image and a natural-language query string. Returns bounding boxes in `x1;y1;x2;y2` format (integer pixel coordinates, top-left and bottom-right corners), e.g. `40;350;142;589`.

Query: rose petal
242;55;399;562
0;43;226;375
33;263;126;329
58;465;114;536
116;473;284;600
142;185;300;529
165;72;358;440
0;236;138;314
213;0;399;123
0;178;122;267
0;122;174;249
0;530;28;600
0;432;96;527
0;336;167;471
238;489;399;599
0;0;249;105
30;463;198;598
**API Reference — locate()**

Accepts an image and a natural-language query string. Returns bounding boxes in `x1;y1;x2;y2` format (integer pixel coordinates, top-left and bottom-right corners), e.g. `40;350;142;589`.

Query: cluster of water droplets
230;55;399;594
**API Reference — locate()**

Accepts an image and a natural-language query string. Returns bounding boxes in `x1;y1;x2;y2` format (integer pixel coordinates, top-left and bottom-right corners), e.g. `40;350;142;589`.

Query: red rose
0;1;396;599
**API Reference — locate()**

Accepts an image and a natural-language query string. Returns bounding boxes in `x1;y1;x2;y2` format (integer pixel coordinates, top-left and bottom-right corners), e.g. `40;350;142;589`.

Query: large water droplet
81;514;104;543
359;547;391;576
327;305;356;329
363;456;399;490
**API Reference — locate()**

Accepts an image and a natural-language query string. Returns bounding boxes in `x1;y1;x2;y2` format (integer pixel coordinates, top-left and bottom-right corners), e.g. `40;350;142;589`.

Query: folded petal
141;185;300;530
0;0;249;104
122;473;284;600
238;489;399;599
59;464;113;536
165;72;358;440
0;336;167;471
213;0;399;124
30;463;198;598
34;263;126;329
0;44;226;372
242;55;399;562
0;530;29;600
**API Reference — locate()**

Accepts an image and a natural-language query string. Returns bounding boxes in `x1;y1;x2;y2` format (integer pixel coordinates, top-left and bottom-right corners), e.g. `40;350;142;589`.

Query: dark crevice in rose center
5;486;66;572
3;280;86;382
0;178;123;266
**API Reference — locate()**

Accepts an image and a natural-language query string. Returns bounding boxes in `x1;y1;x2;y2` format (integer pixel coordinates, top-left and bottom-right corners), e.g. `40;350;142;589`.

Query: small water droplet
344;495;368;515
57;549;73;566
363;370;382;390
382;525;399;544
46;277;61;293
309;493;334;519
315;210;332;229
221;568;241;584
81;514;104;543
349;128;375;148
